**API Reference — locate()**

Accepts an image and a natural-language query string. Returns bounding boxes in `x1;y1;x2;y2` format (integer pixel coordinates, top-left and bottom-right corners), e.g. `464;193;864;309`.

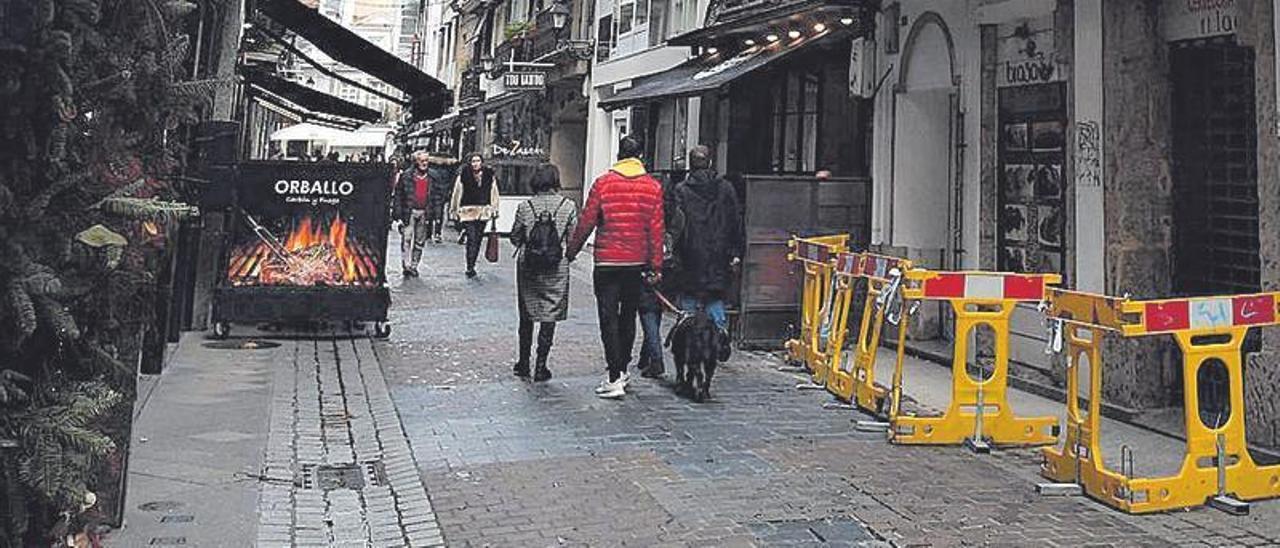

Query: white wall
870;1;983;270
1073;0;1105;291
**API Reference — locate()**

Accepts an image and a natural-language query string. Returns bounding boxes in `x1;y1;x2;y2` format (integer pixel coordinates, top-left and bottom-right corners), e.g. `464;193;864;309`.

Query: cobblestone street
383;238;1280;547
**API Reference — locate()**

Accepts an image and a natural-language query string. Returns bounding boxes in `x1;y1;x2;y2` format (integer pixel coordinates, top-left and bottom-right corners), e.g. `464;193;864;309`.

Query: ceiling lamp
766;33;779;42
840;17;854;25
813;23;826;32
787;30;801;39
708;47;719;54
744;38;756;46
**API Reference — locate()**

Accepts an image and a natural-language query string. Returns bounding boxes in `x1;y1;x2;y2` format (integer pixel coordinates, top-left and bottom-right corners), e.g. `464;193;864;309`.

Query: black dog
666;310;732;402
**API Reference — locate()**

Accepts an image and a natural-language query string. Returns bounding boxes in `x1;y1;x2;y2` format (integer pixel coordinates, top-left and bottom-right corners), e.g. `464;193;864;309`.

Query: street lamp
479;56;495;73
549;0;572;31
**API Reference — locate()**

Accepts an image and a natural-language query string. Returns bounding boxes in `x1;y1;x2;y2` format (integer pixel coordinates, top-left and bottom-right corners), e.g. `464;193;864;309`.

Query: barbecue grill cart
211;161;392;337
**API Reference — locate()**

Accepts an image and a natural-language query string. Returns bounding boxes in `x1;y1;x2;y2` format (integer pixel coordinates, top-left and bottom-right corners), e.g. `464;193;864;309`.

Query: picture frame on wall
1004;122;1029;151
1037;205;1062;248
1001;205;1030;242
1033;164;1062;199
1031;120;1066;151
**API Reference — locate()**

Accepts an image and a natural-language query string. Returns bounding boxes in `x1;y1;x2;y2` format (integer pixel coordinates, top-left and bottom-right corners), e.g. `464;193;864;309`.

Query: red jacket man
566;137;664;399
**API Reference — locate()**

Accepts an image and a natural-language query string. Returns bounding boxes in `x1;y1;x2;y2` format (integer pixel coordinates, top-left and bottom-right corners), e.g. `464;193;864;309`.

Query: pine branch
5;283;37;345
33;295;80;341
97;196;197;224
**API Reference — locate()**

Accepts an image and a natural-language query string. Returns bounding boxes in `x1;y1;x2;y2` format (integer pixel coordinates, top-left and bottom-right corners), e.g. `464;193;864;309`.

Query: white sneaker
594;372;631;393
595;379;626;399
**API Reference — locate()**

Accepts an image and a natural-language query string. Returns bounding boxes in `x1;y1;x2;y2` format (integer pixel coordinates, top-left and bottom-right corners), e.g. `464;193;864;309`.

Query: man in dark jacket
393;151;451;277
566;136;665;399
674;145;743;330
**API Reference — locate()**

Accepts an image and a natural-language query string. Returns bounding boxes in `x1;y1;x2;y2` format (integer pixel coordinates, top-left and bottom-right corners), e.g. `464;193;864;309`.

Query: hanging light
766;33;779;42
813;23;826;32
744;38;755;46
707;47;718;54
549;0;572;31
787;30;801;39
840;17;854;25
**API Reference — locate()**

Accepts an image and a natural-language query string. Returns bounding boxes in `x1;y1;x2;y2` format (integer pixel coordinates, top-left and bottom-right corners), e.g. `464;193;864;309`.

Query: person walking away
673;145;743;331
565;136;664;399
450;153;501;278
394;151;448;277
638;172;685;378
509;164;578;381
427;156;455;243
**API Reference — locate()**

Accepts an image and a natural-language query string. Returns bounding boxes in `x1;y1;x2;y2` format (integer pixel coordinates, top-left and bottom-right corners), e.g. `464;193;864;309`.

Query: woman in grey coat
509;164;578;381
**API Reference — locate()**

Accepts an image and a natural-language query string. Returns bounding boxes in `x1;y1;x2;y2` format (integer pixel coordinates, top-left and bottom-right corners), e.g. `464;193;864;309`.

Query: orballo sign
1163;0;1238;42
274;179;356;205
997;16;1066;88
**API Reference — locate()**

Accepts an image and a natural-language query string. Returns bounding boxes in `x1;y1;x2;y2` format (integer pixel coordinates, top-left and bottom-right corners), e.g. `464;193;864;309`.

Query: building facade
870;0;1280;448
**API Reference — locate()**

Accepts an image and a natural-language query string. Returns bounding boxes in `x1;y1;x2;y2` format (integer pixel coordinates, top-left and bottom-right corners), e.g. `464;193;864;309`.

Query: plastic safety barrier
1040;289;1280;514
825;252;914;417
889;270;1062;451
785;234;849;385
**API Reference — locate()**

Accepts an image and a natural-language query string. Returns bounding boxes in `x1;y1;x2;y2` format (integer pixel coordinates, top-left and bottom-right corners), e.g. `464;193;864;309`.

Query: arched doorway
891;13;959;340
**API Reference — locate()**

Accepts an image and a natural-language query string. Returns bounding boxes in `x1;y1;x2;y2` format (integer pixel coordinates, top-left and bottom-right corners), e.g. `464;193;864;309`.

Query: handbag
484;218;499;263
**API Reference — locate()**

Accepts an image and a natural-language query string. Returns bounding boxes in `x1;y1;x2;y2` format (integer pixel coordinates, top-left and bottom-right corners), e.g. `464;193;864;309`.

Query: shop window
996;84;1066;276
597;14;615;62
770;70;821;173
644;98;688;172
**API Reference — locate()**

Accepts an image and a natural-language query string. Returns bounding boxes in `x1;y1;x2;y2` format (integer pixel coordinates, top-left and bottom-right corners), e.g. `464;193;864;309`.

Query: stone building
870;0;1280;448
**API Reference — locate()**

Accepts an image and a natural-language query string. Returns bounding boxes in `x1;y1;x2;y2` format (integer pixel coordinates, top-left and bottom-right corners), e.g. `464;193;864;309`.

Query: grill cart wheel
212;322;231;339
374;322;391;339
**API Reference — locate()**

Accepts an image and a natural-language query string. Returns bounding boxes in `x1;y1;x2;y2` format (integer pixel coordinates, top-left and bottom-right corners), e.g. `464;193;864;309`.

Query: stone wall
1100;0;1180;409
1238;0;1280;448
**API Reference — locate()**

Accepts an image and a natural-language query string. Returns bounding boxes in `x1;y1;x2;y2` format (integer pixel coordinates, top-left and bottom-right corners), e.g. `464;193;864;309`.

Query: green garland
0;0;203;543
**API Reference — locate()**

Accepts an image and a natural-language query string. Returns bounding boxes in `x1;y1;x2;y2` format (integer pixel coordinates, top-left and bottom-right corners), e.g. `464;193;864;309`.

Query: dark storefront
598;0;874;346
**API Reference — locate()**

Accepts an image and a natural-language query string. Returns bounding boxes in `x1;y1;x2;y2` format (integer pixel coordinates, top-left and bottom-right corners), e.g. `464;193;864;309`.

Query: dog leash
652;289;685;316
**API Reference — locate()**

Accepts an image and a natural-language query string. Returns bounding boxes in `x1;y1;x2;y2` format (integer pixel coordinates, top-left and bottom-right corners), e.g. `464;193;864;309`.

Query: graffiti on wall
1076;120;1101;188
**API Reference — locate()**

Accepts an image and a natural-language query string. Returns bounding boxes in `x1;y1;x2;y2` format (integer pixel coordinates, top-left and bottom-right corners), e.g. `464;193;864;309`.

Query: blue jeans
680;296;727;329
639;310;663;368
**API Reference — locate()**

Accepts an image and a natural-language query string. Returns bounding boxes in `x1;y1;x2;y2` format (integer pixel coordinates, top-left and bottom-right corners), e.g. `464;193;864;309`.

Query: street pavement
385;235;1280;547
106;231;1280;547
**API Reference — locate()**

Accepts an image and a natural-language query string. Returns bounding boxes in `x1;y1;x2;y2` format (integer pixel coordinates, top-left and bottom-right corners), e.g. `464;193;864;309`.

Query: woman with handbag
508;164;578;381
449;152;501;278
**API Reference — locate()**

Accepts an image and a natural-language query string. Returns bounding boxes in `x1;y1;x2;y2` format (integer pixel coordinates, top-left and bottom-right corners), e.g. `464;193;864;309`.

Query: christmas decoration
0;0;202;543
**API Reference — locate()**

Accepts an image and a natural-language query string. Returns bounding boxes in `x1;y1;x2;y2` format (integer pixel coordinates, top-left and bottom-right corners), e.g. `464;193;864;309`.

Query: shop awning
599;30;845;111
257;0;449;121
667;0;866;47
245;71;381;124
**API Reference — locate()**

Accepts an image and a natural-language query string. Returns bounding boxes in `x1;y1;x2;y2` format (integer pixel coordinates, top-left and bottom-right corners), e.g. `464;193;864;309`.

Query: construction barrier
889;270;1062;451
785;234;849;385
1040;289;1280;514
825;252;914;418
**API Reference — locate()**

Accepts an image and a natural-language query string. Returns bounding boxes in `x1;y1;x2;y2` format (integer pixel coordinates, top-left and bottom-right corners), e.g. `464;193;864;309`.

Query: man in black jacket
673;145;743;330
393;151;452;277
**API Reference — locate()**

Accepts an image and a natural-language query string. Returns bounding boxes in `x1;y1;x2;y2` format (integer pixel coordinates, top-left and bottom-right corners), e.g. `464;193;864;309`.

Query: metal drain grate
364;460;388;487
317;464;365;490
149;537;187;545
159;515;195;523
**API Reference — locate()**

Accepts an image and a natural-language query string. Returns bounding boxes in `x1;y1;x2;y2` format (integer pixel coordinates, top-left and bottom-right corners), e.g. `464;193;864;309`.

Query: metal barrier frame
826;252;914;417
785;234;849;385
1041;289;1280;514
889;270;1062;451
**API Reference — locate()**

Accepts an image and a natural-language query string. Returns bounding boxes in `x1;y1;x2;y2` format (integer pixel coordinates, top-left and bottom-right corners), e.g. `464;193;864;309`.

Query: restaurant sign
1163;0;1238;42
503;71;546;90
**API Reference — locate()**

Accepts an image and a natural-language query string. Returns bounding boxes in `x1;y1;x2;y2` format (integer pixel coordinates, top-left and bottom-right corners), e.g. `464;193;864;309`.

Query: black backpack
523;198;568;270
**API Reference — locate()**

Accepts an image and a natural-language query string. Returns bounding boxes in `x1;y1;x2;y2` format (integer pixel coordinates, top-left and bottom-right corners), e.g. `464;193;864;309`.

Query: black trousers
593;266;645;381
518;319;557;365
463;220;486;270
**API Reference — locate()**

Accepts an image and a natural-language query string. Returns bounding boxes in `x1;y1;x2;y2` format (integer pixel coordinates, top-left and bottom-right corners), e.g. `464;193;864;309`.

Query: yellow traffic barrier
889;270;1062;452
785;234;848;385
1040;289;1280;514
826;252;914;418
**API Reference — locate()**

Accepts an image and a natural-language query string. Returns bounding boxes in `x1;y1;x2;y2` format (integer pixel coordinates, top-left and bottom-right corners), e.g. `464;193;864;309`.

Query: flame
227;213;377;286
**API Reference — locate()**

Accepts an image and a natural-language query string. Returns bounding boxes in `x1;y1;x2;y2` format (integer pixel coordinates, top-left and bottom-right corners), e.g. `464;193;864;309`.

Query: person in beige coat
449;153;501;278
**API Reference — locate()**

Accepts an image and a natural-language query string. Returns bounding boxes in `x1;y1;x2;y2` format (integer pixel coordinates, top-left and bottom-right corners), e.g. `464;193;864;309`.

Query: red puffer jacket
566;159;665;272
